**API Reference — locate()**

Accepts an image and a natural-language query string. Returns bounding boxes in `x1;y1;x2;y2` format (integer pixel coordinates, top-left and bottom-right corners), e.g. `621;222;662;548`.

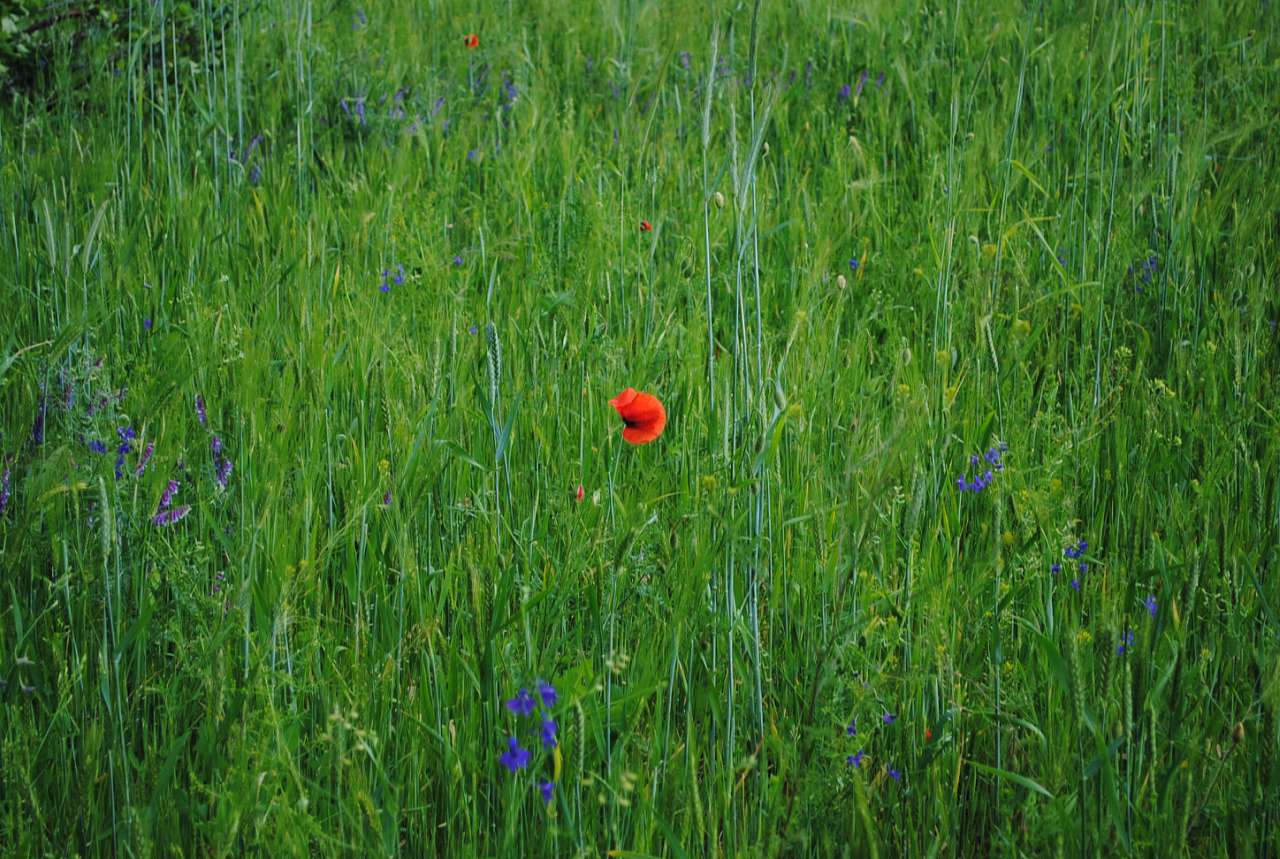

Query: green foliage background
1;0;1278;855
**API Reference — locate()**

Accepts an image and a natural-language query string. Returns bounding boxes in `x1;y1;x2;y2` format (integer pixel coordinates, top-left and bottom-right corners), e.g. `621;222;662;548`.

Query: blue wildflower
1050;562;1061;575
0;466;10;516
1145;594;1157;618
837;83;851;101
87;439;108;454
539;717;557;749
882;712;896;725
846;718;856;737
847;749;865;768
499;737;530;772
537;680;557;708
849;257;860;273
506;688;536;717
888;767;902;782
1116;629;1135;655
537;780;554;803
452;255;465;267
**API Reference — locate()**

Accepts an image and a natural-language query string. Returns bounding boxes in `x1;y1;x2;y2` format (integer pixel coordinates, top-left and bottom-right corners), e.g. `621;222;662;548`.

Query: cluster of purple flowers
0;464;11;516
152;479;191;527
842;711;903;784
500;680;558;806
956;443;1007;493
838;70;887;101
1049;538;1090;590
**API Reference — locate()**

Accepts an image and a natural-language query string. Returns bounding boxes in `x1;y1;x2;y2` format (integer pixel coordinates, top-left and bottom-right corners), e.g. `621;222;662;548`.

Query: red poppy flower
575;483;585;503
639;220;652;232
464;33;479;49
609;388;666;445
924;728;933;742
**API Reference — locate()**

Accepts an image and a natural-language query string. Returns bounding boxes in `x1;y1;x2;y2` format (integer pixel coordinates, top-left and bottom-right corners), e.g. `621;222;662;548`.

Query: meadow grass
1;0;1278;855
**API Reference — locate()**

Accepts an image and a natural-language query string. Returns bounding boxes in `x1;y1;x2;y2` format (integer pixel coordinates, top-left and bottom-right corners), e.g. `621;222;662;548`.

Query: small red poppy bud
924;728;933;741
464;33;479;49
575;484;585;503
639;220;652;232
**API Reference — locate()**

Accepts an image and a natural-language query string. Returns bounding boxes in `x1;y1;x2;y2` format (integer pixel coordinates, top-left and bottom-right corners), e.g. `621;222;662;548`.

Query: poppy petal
609;387;639;411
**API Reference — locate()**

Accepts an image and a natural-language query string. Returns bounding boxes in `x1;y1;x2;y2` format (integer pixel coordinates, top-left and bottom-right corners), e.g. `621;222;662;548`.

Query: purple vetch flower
211;436;223;457
134;442;154;476
195;395;207;426
213;570;226;594
452;255;465;267
499;737;531;772
152;504;192;527
1144;594;1157;618
31;397;47;445
382;488;393;506
970;453;980;468
216;458;233;488
846;718;856;737
431;96;445;117
838;83;851;101
1070;577;1081;592
0;466;10;515
506;688;536;717
537;680;557;708
1050;562;1061;575
88;439;108;454
882;712;896;725
537;780;554;804
158;479;179;512
539;717;558;748
875;72;885;89
1116;629;1135;655
1078;561;1088;574
846;749;865;767
888;767;902;782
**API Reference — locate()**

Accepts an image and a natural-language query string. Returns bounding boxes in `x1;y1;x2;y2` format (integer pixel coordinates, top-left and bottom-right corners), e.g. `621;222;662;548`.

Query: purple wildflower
468;325;478;335
211;436;223;457
875;72;885;89
135;442;154;476
679;51;690;70
847;749;865;767
855;70;868;98
114;442;132;479
195;395;207;426
838;83;851;101
152;504;191;527
382;488;393;506
467;149;479;161
144;317;153;330
158;479;179;512
499;737;531;772
0;467;10;515
882;712;896;725
1144;594;1157;618
1070;578;1081;592
846;718;856;737
537;780;554;803
31;398;46;445
506;688;536;717
216;458;233;488
430;96;445;117
537;680;557;708
88;439;108;454
849;257;860;273
1051;562;1061;574
539;717;558;749
888;767;902;782
452;255;465;267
